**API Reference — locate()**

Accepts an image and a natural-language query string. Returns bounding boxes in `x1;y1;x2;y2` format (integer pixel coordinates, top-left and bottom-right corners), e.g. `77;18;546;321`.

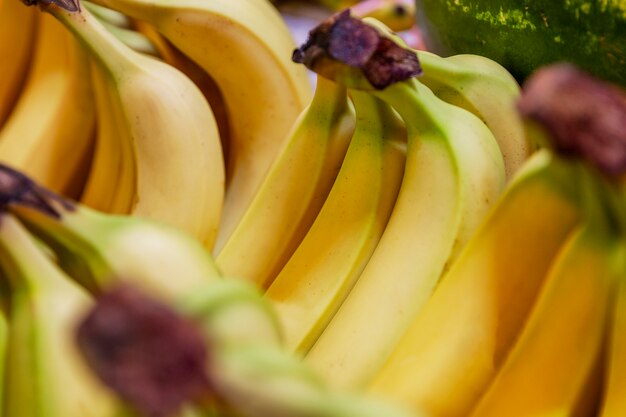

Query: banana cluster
1;0;625;416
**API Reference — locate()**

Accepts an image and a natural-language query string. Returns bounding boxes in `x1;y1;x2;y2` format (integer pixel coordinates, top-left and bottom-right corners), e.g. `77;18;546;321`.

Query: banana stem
0;214;63;293
372;79;448;144
42;1;140;77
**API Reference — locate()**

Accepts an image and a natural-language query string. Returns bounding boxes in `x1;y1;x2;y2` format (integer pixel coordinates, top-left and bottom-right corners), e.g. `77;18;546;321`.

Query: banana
79;59;134;213
0;163;221;302
85;0;313;250
364;150;587;416
0;12;95;199
132;20;231;163
295;12;505;389
599;258;626;416
468;179;620;417
36;1;225;247
363;17;533;180
264;90;405;354
0;0;37;128
215;76;355;288
305;78;505;390
0;213;116;417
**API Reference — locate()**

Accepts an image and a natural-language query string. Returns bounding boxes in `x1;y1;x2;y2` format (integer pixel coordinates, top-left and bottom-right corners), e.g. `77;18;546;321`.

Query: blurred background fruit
414;0;626;87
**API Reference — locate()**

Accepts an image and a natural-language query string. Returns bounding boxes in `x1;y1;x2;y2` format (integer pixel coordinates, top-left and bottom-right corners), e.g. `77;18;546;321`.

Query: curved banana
304;76;505;389
0;163;221;303
0;213;116;417
469;209;620;417
41;2;225;247
265;90;405;354
0;0;37;128
79;60;134;213
215;76;355;288
599;261;626;416
85;0;313;250
132;20;231;163
365;150;585;416
0;12;95;199
363;17;533;180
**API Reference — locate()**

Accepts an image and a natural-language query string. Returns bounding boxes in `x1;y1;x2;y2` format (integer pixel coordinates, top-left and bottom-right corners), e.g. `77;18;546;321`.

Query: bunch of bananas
1;0;625;416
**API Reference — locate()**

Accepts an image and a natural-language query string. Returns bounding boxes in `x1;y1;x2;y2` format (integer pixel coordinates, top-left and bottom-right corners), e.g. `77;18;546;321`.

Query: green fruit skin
416;0;626;87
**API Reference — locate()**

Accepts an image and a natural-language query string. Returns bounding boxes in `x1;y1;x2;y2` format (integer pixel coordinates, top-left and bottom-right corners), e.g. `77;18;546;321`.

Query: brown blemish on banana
518;63;626;177
292;9;421;89
0;163;74;217
77;284;211;417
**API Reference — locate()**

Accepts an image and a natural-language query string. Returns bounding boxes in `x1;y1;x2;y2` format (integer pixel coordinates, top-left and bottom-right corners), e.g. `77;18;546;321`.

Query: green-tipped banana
265;90;405;354
296;11;505;389
32;1;225;248
0;213;116;417
364;16;533;180
215;76;355;288
0;164;221;302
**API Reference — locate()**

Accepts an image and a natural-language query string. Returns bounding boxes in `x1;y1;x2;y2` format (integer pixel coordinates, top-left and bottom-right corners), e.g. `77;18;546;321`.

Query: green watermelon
415;0;626;86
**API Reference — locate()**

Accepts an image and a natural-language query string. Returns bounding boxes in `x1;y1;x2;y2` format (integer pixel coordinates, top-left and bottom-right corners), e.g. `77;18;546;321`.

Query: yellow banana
0;0;37;128
364;17;533;180
366;151;586;416
79;60;134;213
40;2;225;247
0;12;95;199
132;20;231;157
265;90;405;354
0;213;116;417
599;260;626;416
215;76;355;288
469;205;620;417
86;0;313;251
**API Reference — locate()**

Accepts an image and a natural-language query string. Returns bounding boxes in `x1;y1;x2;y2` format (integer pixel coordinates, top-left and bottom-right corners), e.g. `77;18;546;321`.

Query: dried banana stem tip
518;63;626;178
292;9;421;89
20;0;80;12
77;284;212;417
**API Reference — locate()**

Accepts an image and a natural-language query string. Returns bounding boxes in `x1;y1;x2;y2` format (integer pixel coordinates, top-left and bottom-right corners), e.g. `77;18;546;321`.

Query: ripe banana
0;163;221;302
86;0;313;251
0;0;37;128
363;17;533;180
38;2;225;247
132;20;231;158
0;12;95;199
79;59;134;214
599;260;626;416
469;190;620;417
0;213;116;417
265;90;405;354
215;76;355;288
366;150;586;416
